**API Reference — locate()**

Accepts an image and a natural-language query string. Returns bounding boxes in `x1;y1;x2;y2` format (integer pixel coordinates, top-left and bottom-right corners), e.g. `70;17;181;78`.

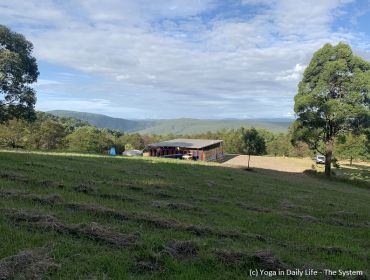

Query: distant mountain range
48;110;153;132
48;110;293;134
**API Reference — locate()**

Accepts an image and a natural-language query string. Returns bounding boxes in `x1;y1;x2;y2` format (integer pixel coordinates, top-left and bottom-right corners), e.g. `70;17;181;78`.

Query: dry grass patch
98;193;137;202
136;212;245;239
237;202;271;213
39;180;65;189
144;191;173;199
284;211;369;228
317;247;348;255
213;249;248;265
0;247;58;280
151;200;202;212
0;190;62;205
64;205;246;240
0;171;29;183
213;249;288;271
72;184;136;202
251;250;289;271
128;186;144;192
65;223;138;248
162;240;198;259
65;203;130;220
73;183;97;194
4;210;138;248
133;259;163;273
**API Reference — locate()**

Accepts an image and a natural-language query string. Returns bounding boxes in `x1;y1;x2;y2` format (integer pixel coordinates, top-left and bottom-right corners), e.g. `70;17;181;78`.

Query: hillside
48;110;292;134
0;151;369;279
48;110;153;132
135;118;291;134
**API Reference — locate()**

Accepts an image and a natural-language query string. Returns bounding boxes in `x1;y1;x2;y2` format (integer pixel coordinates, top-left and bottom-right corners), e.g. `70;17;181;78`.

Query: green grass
0;151;369;279
337;164;370;182
312;163;370;188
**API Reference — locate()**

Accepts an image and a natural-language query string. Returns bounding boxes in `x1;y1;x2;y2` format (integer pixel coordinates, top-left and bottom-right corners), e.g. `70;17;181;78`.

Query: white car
122;150;143;157
182;154;192;160
315;155;325;164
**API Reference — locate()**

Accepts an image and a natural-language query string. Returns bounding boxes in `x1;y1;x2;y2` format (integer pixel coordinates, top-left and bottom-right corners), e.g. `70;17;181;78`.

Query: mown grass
0;151;369;279
336;163;370;182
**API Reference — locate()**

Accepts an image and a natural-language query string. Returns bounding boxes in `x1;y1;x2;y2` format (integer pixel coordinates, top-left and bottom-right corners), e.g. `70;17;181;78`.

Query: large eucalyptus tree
0;25;39;122
293;43;370;175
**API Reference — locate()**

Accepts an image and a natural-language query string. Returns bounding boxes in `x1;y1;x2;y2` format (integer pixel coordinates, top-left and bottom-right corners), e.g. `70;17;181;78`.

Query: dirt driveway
222;155;314;173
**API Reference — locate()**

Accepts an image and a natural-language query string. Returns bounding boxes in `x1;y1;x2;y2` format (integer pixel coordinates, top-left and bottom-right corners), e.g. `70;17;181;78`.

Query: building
147;138;224;162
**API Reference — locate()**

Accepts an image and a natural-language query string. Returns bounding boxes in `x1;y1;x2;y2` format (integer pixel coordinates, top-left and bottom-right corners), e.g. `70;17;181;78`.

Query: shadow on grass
1;150;369;191
221;154;239;162
341;163;370;171
335;164;370;184
221;161;370;191
303;169;370;190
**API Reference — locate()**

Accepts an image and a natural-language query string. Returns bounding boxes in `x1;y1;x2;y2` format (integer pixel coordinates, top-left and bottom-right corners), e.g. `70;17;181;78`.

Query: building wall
202;145;224;162
148;144;223;162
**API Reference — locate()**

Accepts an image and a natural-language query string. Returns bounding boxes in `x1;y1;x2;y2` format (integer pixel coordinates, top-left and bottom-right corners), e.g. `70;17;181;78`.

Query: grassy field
0;151;369;279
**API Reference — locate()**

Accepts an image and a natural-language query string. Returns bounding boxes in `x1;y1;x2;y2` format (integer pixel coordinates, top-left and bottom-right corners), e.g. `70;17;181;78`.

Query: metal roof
148;138;223;149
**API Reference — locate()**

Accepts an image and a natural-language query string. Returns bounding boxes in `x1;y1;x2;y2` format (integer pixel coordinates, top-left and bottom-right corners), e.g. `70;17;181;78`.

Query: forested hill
48;110;153;132
48;110;292;134
135;118;292;134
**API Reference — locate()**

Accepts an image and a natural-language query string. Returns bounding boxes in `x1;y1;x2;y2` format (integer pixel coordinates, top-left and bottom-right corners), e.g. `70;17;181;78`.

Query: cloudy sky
1;0;370;119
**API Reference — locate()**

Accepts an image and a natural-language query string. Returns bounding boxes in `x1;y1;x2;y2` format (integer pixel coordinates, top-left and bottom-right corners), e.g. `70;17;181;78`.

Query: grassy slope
0;151;369;279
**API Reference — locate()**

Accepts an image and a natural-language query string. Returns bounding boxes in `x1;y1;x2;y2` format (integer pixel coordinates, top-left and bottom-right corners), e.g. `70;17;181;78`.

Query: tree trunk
325;140;333;176
248;154;251;169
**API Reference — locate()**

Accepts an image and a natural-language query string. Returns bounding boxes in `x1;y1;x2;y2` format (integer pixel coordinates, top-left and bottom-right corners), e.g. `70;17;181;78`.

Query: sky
1;0;370;119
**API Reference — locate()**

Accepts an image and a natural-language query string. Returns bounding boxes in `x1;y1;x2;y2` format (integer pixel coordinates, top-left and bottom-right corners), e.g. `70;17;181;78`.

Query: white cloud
275;64;307;81
35;79;62;86
0;0;368;118
37;97;110;111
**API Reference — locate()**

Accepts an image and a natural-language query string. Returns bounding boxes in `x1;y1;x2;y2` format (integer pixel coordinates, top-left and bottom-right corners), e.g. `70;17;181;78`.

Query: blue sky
1;0;370;119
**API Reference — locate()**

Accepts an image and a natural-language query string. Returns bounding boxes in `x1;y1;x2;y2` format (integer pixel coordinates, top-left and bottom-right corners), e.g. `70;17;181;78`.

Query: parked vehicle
315;155;325;164
182;154;192;160
122;150;143;157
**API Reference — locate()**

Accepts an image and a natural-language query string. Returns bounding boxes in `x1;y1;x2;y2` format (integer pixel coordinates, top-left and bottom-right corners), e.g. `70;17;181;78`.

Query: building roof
148;138;223;149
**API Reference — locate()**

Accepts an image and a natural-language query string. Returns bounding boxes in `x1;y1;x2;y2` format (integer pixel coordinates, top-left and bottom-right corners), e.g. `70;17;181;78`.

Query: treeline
185;128;369;161
0;112;368;161
182;128;312;157
0;112;144;153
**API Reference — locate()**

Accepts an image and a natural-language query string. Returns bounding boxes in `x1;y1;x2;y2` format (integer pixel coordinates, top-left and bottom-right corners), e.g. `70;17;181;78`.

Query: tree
66;127;113;153
293;43;370;176
23;114;66;150
0;25;39;122
222;128;245;154
242;128;266;169
38;120;67;149
118;133;145;150
0;119;26;148
267;133;291;157
335;133;369;165
124;143;134;150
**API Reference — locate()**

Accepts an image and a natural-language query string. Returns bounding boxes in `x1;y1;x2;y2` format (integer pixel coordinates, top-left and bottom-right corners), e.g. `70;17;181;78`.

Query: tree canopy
0;25;39;122
293;43;370;175
242;128;266;168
